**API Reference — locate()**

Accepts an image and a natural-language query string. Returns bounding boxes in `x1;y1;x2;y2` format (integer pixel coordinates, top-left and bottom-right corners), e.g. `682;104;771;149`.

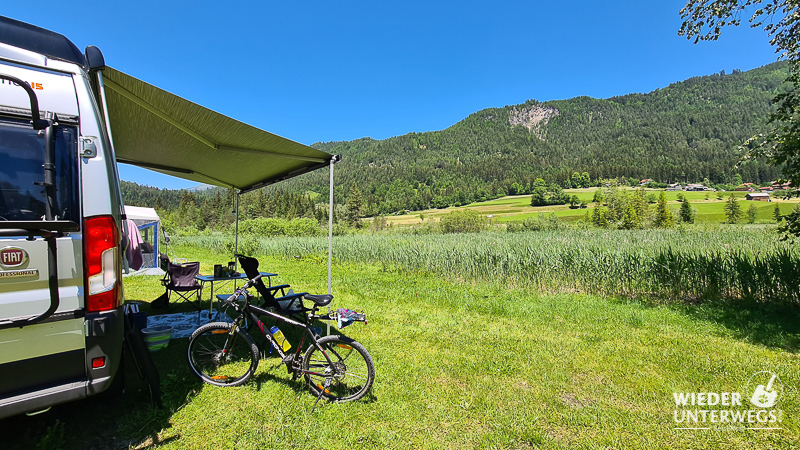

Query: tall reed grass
178;227;800;304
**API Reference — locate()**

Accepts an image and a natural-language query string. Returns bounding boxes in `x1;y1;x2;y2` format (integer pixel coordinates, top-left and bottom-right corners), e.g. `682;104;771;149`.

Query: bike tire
302;335;375;403
187;322;259;387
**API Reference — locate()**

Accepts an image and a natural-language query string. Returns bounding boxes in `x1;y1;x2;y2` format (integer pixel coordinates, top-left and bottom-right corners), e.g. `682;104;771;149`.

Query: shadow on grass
2;290;231;450
2;337;203;450
246;320;379;408
249;358;379;406
676;299;800;351
613;294;800;351
251;367;306;393
4;294;377;449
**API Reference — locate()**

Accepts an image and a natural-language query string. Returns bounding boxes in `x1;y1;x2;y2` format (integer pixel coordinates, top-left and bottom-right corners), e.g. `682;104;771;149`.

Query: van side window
0;118;79;222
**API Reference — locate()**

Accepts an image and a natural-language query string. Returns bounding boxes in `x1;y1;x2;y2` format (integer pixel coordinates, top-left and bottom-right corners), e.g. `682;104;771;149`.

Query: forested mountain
122;62;789;222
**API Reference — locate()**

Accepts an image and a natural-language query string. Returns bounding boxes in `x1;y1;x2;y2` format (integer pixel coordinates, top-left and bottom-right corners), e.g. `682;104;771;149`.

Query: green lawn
3;244;798;449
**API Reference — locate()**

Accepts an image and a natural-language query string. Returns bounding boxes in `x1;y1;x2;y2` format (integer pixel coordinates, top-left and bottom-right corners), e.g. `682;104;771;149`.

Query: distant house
735;183;756;192
666;183;683;191
685;183;710;191
770;181;792;191
640;179;653;186
746;193;771;202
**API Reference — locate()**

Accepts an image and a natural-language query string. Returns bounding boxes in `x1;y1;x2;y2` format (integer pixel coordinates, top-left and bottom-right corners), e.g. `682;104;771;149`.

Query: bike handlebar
222;274;263;306
241;274;262;290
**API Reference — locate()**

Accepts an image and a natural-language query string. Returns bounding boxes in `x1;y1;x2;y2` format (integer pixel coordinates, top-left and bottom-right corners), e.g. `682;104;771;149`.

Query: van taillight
84;215;121;312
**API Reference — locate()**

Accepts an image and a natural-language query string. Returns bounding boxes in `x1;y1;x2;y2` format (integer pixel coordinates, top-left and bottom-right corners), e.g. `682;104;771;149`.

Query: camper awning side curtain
99;67;333;192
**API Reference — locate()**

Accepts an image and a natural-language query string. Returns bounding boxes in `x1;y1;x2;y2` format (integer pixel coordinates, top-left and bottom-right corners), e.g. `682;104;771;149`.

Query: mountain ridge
284;62;786;214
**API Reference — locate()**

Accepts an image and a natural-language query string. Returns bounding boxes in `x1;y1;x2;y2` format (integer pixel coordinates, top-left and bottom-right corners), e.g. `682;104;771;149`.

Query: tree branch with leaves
680;0;800;237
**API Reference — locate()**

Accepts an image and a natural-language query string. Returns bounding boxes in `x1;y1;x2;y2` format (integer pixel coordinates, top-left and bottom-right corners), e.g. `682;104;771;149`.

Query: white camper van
0;17;125;418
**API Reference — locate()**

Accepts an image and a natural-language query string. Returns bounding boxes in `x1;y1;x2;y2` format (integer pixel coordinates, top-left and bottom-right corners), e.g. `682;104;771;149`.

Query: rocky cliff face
508;105;559;139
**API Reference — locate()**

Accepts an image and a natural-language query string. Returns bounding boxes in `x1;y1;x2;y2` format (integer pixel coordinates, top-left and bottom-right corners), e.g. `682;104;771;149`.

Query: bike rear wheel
187;322;259;387
303;335;374;402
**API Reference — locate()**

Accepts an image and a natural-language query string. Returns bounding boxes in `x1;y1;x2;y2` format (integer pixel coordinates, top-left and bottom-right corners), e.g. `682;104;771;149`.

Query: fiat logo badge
0;247;28;268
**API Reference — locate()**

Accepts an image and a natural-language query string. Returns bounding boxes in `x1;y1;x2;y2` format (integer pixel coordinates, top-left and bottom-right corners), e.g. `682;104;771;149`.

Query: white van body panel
0;61;79;116
0;42;47;67
0;319;84;364
74;73;119;220
0;43;84;75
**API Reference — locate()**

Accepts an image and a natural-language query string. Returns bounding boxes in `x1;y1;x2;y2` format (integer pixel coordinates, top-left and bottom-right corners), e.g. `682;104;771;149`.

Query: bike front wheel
303;335;375;403
187;322;259;387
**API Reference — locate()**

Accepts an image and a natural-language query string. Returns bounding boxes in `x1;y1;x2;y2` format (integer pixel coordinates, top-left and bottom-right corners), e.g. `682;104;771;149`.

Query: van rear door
0;63;86;400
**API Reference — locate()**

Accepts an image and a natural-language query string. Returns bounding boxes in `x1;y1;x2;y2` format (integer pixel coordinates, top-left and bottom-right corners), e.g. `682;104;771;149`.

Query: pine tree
747;203;759;224
591;206;609;228
632;188;648;221
581;172;591;188
345;184;364;227
653;191;675;228
619;204;640;229
154;195;165;211
679;198;695;223
774;203;783;222
530;186;548;206
724;194;742;224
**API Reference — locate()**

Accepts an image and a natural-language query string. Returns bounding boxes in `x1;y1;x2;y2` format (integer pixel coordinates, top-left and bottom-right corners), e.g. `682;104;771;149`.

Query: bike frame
223;290;338;380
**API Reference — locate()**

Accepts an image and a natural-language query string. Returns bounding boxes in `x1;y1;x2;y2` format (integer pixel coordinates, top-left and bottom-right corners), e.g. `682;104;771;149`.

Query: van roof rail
0;16;85;67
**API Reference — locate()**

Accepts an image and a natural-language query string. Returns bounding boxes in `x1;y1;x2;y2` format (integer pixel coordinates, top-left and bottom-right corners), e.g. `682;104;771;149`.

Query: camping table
196;271;277;321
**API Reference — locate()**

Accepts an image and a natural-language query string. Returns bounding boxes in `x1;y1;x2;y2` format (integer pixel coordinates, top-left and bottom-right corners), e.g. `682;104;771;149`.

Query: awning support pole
234;190;240;269
327;157;335;336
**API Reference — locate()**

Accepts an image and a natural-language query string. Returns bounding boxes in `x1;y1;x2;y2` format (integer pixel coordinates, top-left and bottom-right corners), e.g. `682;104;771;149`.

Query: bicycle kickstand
311;378;332;413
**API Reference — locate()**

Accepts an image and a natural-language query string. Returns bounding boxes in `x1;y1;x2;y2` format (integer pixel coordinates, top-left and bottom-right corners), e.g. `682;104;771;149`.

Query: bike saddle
304;294;333;307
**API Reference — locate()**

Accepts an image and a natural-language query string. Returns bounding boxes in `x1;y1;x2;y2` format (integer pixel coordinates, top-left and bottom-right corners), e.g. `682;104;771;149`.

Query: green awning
100;67;333;193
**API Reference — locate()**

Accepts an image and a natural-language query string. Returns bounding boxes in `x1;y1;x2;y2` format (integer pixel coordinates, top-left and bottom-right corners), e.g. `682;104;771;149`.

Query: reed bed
179;227;800;304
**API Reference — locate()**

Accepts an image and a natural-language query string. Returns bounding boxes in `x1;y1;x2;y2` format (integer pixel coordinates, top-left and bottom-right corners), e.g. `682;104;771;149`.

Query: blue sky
5;1;778;190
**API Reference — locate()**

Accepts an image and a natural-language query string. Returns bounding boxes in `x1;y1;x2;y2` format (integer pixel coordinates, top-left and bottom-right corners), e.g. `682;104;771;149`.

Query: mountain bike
186;275;374;406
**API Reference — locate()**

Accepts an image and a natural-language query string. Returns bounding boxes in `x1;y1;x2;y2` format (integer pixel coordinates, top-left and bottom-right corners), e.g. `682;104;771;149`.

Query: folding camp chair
160;260;203;310
236;255;312;316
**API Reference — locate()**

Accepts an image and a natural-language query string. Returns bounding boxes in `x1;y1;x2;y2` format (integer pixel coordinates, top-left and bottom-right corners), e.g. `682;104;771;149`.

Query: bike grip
245;274;263;288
